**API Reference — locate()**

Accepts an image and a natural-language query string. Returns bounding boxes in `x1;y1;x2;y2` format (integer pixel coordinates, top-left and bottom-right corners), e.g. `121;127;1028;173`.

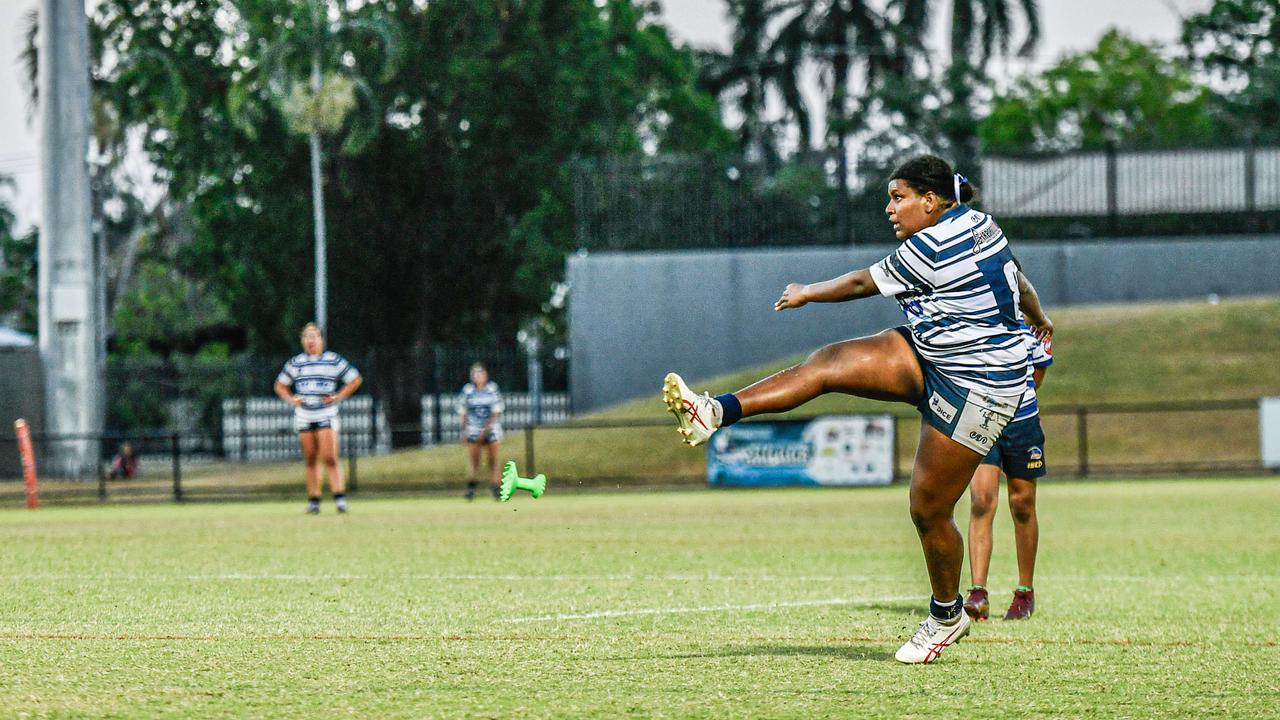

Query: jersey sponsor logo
971;222;1001;253
929;392;958;424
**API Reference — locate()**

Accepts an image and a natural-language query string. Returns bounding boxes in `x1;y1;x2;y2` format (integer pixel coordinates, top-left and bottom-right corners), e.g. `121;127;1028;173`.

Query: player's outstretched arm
1016;270;1053;342
775;269;880;311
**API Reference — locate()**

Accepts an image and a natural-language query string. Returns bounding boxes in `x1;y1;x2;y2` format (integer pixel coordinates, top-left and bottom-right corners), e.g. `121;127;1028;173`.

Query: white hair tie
953;173;968;202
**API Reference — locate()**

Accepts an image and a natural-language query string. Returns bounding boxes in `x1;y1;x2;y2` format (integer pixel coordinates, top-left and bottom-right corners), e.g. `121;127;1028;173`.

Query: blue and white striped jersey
869;204;1030;398
1013;329;1054;421
459;382;504;436
276;352;360;425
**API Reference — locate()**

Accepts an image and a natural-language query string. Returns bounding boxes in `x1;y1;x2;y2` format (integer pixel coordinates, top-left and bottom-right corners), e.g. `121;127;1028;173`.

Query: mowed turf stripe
1;632;1275;649
2;573;1276;582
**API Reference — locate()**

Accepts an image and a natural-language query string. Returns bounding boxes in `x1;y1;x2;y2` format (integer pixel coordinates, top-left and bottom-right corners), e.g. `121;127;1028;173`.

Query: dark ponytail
890;154;978;204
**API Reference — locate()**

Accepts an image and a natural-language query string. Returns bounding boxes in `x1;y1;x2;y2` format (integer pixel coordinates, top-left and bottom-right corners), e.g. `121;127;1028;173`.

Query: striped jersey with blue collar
869;204;1030;398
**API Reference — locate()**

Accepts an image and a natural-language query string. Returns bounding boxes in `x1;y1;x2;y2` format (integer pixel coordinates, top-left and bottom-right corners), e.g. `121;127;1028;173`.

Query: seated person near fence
460;362;504;500
274;322;363;515
107;442;138;480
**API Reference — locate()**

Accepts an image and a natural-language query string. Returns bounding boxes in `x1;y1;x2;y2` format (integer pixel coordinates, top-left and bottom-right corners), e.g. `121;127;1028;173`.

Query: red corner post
14;419;38;509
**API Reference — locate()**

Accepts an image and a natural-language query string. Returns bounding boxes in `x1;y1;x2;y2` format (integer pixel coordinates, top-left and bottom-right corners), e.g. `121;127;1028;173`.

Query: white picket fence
221;393;571;462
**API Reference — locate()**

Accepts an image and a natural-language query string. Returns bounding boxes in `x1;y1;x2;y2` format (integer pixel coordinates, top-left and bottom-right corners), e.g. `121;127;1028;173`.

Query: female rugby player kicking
663;155;1049;664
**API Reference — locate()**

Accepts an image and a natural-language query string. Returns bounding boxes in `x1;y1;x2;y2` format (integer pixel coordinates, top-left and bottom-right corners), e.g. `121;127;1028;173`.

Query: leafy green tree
228;0;404;330
697;0;812;162
0;178;37;335
980;30;1222;153
89;0;729;439
1183;0;1280;143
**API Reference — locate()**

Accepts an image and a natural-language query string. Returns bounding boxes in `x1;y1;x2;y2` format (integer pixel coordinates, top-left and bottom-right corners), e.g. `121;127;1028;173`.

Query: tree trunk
371;345;429;449
833;50;851;244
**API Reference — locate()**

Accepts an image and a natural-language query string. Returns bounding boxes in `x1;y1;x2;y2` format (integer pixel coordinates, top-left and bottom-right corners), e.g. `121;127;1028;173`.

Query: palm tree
229;0;402;331
698;0;812;165
790;0;928;241
941;0;1041;173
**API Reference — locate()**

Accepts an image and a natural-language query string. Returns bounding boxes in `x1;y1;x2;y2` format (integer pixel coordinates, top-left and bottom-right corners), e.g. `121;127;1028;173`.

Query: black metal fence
982;145;1280;238
572;154;889;250
571;148;1280;251
103;345;569;440
0;398;1270;505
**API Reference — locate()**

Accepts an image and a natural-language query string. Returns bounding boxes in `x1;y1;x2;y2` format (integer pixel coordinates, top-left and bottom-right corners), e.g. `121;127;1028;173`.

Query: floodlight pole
38;0;102;477
309;51;328;331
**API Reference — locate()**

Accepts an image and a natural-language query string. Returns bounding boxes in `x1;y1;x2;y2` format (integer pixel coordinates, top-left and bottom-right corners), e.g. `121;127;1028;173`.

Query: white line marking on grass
504;595;919;624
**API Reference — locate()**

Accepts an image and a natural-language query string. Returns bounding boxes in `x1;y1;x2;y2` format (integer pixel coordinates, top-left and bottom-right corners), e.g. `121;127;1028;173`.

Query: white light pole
38;0;102;477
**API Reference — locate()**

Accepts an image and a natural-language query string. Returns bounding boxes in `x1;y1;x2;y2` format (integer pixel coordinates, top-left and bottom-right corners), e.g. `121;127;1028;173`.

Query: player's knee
304;455;319;468
1009;490;1036;524
970;491;998;518
909;498;949;535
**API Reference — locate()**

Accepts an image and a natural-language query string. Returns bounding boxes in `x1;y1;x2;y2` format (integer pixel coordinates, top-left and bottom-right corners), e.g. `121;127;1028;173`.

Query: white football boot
662;373;721;447
894;611;971;664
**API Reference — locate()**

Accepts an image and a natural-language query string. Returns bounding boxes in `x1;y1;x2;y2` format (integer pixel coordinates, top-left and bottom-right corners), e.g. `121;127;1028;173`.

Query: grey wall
0;347;44;479
567;235;1280;411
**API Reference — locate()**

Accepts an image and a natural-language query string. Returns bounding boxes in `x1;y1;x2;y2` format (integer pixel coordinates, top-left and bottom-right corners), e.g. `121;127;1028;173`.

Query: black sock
307;496;321;506
466;480;477;491
930;594;963;622
333;493;345;501
714;393;743;427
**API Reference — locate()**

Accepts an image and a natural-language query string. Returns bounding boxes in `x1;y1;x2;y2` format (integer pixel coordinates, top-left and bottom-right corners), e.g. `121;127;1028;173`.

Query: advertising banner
707;415;896;486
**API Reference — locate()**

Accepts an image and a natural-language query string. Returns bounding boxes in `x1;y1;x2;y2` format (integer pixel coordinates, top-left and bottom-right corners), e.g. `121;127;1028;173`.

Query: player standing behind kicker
965;321;1054;622
459;362;505;500
663;154;1039;664
274;323;363;514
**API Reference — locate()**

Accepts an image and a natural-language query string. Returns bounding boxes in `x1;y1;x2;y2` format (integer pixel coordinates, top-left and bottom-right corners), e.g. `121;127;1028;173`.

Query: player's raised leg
663;329;923;446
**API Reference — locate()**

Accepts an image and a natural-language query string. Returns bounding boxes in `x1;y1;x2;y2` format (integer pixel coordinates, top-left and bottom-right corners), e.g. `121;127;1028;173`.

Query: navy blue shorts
980;414;1047;479
893;327;1021;456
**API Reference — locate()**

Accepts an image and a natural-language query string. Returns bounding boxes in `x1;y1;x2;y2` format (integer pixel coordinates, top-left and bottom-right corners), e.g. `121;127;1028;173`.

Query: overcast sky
0;0;1211;232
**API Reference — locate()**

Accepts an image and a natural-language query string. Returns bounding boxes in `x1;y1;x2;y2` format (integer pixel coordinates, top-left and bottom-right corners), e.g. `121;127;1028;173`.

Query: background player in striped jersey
274;323;363;514
965;322;1054;621
459;363;505;500
663;155;1040;663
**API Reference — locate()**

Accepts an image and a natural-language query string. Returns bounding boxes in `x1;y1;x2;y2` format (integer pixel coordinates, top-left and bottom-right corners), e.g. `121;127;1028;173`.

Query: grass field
2;477;1277;718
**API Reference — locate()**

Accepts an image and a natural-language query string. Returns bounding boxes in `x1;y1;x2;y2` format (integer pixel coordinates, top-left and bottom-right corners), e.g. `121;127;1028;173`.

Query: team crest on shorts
1028;446;1043;461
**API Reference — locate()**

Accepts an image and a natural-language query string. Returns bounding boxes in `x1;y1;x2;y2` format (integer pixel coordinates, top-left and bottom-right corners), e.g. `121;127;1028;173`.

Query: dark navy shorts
980;414;1047;479
893;327;1021;455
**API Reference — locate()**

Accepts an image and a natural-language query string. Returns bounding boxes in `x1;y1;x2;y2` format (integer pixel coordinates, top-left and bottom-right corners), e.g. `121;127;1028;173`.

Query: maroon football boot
1003;588;1035;620
963;587;990;621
